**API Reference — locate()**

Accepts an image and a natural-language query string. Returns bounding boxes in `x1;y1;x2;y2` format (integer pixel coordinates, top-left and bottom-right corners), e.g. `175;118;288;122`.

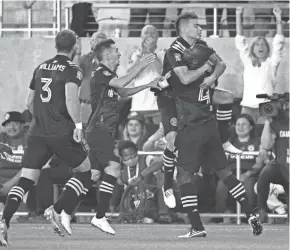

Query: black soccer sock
163;148;176;191
96;174;117;219
2;177;35;227
180;182;204;231
216;104;232;144
222;174;252;218
54;170;93;215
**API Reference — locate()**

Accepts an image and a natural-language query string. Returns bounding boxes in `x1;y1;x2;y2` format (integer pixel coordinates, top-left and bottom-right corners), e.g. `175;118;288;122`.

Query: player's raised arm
110;53;156;89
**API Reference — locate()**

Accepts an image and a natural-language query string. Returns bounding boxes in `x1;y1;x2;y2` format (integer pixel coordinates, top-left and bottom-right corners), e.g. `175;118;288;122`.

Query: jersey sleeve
198;40;216;55
67;66;84;87
29;67;38;90
166;49;187;69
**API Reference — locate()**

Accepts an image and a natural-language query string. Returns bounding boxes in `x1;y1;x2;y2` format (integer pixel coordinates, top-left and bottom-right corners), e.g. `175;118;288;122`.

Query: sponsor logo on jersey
108;89;118;98
76;70;83;81
103;70;112;76
170;117;178;127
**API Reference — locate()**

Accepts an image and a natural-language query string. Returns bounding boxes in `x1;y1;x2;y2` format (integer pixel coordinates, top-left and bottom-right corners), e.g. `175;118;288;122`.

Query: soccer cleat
162;187;176;208
248;215;263;236
223;141;243;155
44;206;65;237
60;210;72;235
91;216;116;235
178;228;207;238
0;220;8;247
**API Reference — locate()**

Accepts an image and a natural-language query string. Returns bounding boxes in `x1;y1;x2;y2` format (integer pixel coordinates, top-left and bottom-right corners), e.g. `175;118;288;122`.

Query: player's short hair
55;29;77;53
93;39;115;62
175;12;199;36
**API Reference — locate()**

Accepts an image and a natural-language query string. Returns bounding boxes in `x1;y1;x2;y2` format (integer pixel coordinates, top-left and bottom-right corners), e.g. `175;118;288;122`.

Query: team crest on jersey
103;70;112;76
76;71;83;81
174;53;182;62
247;145;255;152
170;117;178;127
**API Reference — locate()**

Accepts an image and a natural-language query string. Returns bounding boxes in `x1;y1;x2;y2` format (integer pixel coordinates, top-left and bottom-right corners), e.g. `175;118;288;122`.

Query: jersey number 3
40;78;52;102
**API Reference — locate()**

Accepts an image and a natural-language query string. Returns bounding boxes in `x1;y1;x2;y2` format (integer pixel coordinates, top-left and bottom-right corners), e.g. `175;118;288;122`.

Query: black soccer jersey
89;64;120;133
29;55;83;137
163;37;215;128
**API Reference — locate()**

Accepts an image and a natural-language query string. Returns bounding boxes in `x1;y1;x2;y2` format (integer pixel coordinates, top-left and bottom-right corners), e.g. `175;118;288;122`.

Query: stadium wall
0;38;288;120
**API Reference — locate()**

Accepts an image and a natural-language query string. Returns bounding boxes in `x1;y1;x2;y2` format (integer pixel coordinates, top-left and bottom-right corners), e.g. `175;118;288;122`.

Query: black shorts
157;94;178;135
21;134;87;170
86;124;120;171
175;119;228;173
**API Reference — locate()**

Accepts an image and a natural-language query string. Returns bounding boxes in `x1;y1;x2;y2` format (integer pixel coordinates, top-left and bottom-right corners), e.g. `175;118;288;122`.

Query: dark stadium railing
0;0;288;37
0;151;286;225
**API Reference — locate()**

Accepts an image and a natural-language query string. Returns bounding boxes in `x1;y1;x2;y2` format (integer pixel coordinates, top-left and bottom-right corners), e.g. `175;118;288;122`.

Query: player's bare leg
0;168;40;246
45;157;93;236
213;88;242;155
178;174;207;238
162;131;177;208
216;168;263;236
91;162;120;235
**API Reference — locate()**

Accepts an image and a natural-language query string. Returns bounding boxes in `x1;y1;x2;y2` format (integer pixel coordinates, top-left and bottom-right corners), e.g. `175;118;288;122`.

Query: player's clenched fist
73;127;83;143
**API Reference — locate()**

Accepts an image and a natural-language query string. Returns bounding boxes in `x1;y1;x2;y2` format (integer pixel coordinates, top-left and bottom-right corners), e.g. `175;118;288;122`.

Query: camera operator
256;95;289;223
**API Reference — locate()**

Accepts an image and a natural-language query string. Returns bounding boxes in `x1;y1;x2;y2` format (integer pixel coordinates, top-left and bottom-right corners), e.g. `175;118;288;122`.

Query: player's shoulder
91;64;114;79
66;59;82;71
170;38;186;54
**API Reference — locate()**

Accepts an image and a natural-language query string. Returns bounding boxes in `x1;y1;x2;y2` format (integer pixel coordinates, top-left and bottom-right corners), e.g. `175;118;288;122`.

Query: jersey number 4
198;88;210;104
40;78;52;102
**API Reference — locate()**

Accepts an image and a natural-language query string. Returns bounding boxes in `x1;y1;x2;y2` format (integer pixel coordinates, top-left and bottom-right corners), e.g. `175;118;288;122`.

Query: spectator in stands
120;112;149;150
127;25;165;125
128;2;167;37
256;103;289;223
73;32;107;126
214;114;265;222
235;7;284;124
117;140;158;223
0;112;27;210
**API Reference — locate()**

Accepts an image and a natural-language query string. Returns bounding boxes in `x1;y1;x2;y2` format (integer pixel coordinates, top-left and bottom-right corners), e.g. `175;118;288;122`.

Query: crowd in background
0;4;289;225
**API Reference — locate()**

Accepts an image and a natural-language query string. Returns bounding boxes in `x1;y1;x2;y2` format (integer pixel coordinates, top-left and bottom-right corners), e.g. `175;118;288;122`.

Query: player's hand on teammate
73;128;83;143
200;75;216;90
205;60;214;73
139;53;156;70
148;77;163;91
236;7;244;16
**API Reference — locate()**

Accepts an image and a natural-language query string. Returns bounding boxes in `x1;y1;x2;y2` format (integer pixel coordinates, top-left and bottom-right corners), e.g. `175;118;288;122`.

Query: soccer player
159;12;241;209
165;12;263;238
0;30;94;246
86;39;161;235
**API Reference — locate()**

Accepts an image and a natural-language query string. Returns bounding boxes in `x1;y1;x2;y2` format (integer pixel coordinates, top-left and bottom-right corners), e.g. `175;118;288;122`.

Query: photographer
256;96;289;223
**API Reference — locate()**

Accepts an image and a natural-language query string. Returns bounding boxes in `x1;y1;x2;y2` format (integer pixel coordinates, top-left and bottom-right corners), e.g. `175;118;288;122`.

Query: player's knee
216;168;232;182
91;169;101;182
105;161;121;178
21;168;40;182
74;157;91;172
166;131;177;151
